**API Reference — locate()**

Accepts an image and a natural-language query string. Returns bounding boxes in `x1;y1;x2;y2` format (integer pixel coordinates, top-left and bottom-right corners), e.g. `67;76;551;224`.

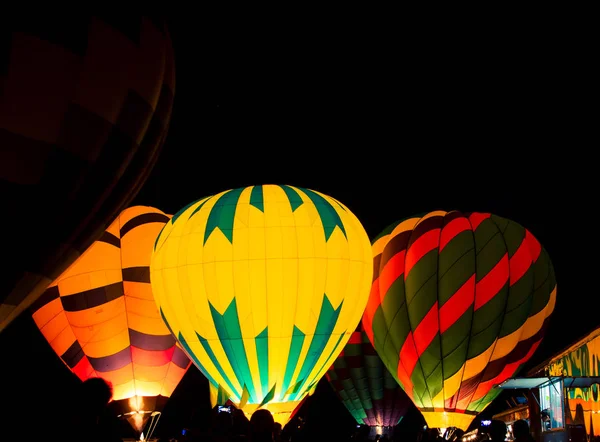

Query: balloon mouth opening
421;410;477;432
118;410;160;434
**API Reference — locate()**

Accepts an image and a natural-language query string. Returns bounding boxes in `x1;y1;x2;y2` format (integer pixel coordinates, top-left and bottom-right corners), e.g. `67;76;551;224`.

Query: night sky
0;15;592;440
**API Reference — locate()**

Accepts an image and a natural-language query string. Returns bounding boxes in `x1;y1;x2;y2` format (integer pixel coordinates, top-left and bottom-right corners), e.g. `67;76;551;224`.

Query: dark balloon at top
0;15;175;332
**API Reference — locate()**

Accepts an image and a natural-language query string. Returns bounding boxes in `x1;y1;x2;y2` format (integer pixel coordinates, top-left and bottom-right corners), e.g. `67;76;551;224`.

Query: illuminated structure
363;211;556;430
150;185;373;425
32;206;191;434
518;328;600;438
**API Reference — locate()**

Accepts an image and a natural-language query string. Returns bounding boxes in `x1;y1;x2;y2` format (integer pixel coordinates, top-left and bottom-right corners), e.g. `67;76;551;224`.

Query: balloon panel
363;211;556;430
151;185;373;425
326;324;412;427
1;16;175;333
548;329;600;436
32;206;191;428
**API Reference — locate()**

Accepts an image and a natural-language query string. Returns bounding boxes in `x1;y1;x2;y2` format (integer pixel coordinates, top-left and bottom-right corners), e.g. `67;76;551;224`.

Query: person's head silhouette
513;419;531;439
67;377;122;442
250;409;275;441
79;377;113;416
489;420;507;441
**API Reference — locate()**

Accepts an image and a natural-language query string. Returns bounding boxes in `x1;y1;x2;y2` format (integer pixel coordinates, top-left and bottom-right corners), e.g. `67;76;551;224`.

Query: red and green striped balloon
362;210;556;431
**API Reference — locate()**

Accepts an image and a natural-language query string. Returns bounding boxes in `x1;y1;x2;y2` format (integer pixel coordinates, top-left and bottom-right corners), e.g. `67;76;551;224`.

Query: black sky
0;15;593;439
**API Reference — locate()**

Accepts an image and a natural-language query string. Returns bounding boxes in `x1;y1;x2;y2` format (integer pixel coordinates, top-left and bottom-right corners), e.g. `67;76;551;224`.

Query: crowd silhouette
59;378;547;441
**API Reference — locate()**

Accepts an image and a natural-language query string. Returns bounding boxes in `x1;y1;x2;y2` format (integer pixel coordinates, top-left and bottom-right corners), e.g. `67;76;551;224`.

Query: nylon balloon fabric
31;206;191;434
326;324;413;427
362;211;556;430
150;185;373;426
0;16;175;333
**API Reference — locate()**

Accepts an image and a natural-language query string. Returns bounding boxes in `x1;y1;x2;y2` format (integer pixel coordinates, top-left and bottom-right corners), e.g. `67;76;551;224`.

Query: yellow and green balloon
150;184;373;425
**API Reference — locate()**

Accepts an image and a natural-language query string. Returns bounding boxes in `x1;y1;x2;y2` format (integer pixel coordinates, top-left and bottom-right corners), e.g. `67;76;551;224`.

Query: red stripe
72;357;95;381
397;333;417;394
439;217;472;251
440;275;475;333
131;346;175;366
445;388;460;409
363;280;381;344
405;229;440;277
347;331;362;344
455;380;479;410
471;340;541;402
380;250;406;296
413;302;439;356
475;254;509;310
524;229;542;262
509;238;533;286
469;213;491;230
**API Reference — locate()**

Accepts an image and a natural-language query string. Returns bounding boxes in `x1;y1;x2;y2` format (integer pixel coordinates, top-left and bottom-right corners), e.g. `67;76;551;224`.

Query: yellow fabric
152;185;373;426
421;411;476;432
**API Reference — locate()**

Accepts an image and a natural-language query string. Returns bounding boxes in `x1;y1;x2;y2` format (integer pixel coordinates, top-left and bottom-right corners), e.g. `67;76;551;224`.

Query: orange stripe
468;212;491;230
414;302;439;356
439;217;472;251
525;229;542;262
440;275;475;333
509;238;533;286
405;229;440;277
474;254;509;310
471;340;541;402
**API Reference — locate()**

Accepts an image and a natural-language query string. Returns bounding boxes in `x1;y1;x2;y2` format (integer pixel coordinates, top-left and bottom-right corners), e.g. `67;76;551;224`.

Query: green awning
497;376;600;390
497;377;560;389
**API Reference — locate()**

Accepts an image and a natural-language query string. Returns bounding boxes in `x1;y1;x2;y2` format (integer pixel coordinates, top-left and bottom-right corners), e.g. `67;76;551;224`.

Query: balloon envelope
32;206;191;433
150;184;373;425
1;16;175;332
362;211;556;430
326;323;413;428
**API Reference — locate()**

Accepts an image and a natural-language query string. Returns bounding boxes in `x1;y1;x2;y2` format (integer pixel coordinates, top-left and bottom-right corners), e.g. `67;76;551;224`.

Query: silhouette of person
489;420;508;442
209;405;233;442
231;407;250;441
250;409;275;441
65;377;123;442
513;419;535;442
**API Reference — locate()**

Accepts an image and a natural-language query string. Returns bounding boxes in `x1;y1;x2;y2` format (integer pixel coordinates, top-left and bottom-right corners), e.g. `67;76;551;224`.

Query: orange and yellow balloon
150;184;373;425
32;206;191;433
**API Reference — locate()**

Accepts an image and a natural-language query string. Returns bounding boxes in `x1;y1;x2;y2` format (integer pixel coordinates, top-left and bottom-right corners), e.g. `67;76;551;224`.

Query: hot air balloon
325;323;413;438
362;211;556;431
150;184;373;425
31;206;191;436
1;16;175;333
